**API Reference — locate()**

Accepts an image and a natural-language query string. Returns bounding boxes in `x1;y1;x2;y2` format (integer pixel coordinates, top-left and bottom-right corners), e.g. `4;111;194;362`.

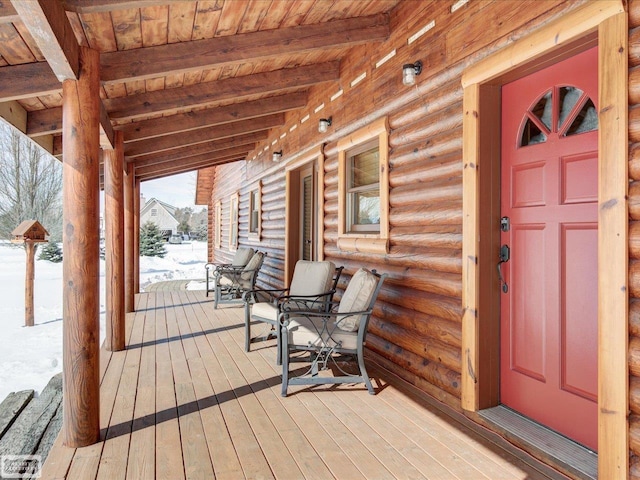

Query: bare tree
0;122;63;241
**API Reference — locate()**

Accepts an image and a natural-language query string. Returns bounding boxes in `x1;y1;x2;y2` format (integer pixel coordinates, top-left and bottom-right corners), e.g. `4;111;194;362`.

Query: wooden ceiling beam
0;1;19;24
118;92;307;142
99;102;115;149
11;0;79;81
134;146;250;176
105;61;339;121
11;0;114;149
136;155;245;182
62;0;173;13
2;0;175;24
100;14;388;84
131;131;267;167
27;107;62;137
0;63;60;101
27;91;306;140
124;113;284;158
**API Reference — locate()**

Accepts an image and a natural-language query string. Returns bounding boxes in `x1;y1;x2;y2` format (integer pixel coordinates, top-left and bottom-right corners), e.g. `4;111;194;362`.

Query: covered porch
42;290;561;479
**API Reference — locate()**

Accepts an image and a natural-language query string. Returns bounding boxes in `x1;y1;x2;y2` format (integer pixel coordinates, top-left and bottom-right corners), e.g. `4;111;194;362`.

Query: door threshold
478;405;597;480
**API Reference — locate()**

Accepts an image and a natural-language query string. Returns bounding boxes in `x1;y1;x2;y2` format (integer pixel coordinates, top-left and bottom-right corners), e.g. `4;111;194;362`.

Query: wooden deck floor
41;291;562;480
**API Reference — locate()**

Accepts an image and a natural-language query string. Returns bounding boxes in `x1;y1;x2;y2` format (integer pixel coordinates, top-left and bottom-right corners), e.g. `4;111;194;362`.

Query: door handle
497;244;510;294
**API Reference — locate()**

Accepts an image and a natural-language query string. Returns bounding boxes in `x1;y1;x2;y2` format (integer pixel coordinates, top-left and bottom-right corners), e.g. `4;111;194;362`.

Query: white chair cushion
239;252;264;287
251;302;277;322
232;247;255;266
287;316;358;350
218;276;234;287
336;268;378;332
289;260;336;296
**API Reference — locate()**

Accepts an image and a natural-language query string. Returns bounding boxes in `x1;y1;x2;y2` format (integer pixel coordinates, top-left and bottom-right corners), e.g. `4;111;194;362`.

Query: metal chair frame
211;252;266;309
243;266;343;365
280;270;387;397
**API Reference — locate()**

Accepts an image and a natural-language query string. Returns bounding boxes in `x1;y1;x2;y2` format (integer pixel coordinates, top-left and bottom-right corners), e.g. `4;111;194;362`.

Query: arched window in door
520;86;598;147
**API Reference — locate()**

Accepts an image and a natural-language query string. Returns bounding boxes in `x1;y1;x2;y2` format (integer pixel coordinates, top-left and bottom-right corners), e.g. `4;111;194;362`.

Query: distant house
139;198;179;240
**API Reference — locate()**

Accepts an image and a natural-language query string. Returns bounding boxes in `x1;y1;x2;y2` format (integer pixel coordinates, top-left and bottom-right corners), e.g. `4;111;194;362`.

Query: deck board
126;293;157;479
41;290;565;480
154;293;185;480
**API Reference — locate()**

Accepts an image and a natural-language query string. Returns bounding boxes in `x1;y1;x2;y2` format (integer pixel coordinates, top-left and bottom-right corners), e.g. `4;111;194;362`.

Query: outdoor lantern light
318;117;332;133
402;60;423;86
272;150;282;162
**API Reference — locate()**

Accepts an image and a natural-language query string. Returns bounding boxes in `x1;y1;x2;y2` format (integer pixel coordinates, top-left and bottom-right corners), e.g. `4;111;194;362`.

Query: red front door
500;47;598;451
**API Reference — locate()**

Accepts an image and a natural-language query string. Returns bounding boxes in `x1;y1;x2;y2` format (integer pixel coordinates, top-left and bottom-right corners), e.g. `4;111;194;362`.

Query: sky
139;171;199;210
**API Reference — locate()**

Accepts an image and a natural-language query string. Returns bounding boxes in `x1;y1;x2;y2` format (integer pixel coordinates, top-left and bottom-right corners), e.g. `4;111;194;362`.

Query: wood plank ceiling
0;0;397;184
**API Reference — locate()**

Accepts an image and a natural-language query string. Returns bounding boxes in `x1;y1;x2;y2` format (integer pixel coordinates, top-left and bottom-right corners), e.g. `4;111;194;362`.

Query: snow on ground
0;240;207;401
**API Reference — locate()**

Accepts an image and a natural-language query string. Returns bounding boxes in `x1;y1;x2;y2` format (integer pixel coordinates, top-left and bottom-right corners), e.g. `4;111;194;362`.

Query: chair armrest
242;287;290;304
205;262;233;272
279;306;373;328
277;291;335;312
214;265;245;275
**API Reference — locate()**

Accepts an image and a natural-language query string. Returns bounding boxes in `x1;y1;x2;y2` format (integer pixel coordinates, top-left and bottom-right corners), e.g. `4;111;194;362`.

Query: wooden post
124;162;135;312
24;241;35;327
104;132;125;351
62;46;100;448
133;178;140;294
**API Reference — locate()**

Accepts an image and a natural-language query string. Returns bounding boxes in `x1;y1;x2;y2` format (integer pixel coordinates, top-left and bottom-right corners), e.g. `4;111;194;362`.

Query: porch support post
124;162;135;312
62;46;100;448
104;131;125;351
133;178;140;294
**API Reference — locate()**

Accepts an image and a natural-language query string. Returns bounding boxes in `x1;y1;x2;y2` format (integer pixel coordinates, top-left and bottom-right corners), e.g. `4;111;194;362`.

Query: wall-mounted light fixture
318;117;332;133
402;60;422;86
272;150;282;162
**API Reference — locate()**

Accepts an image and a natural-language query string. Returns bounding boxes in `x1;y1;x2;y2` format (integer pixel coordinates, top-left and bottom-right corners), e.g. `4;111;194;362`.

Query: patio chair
211;250;266;309
280;268;387;397
205;247;254;297
243;261;343;364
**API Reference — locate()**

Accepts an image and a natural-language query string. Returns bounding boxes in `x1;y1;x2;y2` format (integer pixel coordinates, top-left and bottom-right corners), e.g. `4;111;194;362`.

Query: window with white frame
346;141;380;232
337;117;389;254
248;182;262;239
214;201;221;249
229;193;239;250
150;208;158;217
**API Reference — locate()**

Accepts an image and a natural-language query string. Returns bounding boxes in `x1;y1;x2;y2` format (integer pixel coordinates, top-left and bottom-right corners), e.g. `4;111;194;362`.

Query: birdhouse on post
11;220;49;327
11;220;49;244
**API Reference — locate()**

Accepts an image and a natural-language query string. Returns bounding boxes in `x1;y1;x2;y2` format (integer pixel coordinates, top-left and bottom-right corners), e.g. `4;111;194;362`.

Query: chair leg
281;325;289;397
275;322;282;366
205;273;210;297
214;286;220;309
244;303;251;352
357;345;375;395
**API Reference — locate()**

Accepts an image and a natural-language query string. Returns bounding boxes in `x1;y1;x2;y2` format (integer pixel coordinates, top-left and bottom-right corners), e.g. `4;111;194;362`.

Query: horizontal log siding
631;2;640;475
207;0;605;415
319;63;464;392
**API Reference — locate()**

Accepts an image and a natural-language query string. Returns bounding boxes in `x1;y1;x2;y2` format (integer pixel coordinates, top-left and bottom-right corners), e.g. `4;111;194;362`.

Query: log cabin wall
629;1;640;475
207;0;614;433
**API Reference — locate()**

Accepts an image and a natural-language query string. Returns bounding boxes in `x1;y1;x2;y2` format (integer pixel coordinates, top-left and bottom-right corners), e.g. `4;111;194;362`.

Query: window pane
531;90;552;130
353;190;380;226
249;190;259;233
521;117;547;146
565;98;598;136
351;147;379;188
558;86;584;129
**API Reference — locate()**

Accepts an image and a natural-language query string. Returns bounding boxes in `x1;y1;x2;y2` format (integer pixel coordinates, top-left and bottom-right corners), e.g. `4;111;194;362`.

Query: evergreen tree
195;223;208;241
139;221;167;258
177;220;190;236
38;242;62;263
